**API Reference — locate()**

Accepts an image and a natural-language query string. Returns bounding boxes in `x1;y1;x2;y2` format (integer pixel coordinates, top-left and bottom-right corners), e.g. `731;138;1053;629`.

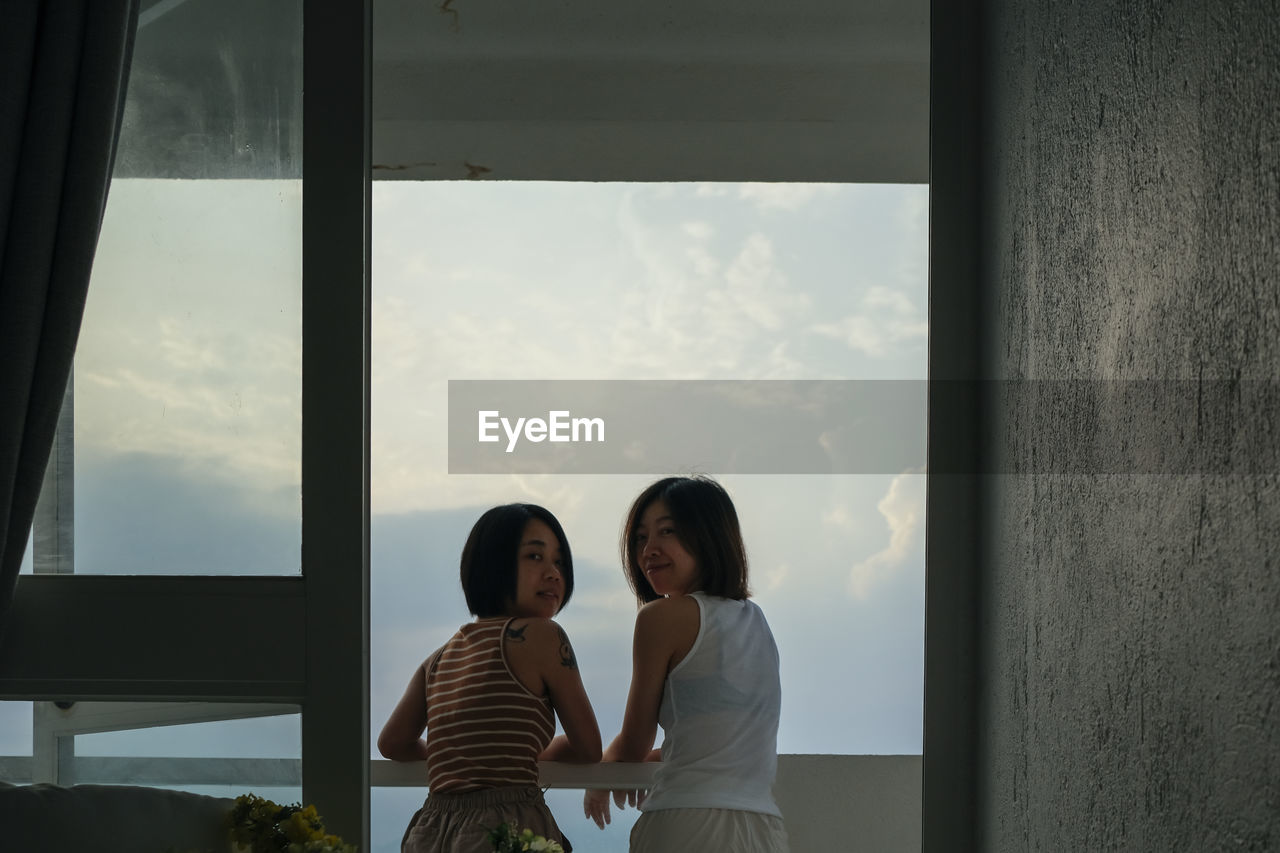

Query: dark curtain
0;0;139;638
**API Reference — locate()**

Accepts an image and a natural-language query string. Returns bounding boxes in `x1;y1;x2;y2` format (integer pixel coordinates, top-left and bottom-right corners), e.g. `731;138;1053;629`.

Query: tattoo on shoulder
556;625;578;670
505;623;528;643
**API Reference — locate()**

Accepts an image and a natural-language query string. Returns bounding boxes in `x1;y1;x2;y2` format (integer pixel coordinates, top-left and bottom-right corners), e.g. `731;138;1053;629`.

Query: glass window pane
370;181;928;825
0;701;299;798
18;532;31;576
74;711;300;760
64;2;304;575
0;701;33;784
74;711;300;801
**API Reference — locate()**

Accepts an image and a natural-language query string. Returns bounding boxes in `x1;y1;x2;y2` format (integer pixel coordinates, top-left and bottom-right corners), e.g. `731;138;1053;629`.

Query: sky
3;178;928;852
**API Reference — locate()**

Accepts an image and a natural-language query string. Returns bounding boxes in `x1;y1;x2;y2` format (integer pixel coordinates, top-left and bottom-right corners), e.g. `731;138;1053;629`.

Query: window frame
0;0;988;850
0;0;372;845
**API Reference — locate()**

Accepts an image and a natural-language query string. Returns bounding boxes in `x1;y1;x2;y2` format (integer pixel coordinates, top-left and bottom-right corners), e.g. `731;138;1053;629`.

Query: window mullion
300;0;372;847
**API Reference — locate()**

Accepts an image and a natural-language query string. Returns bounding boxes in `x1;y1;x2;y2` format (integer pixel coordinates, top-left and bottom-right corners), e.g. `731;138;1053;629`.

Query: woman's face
633;499;701;597
508;518;566;618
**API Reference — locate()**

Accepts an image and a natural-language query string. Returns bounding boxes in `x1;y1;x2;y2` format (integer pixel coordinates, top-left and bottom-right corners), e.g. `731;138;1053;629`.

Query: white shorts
630;807;788;853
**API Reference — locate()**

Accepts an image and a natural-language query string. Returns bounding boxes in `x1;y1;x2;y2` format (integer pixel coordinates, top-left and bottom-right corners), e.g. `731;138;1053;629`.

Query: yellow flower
225;793;353;853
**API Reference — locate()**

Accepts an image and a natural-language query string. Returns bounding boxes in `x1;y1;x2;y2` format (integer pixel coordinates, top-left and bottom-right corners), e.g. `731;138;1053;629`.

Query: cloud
736;183;839;212
760;561;790;592
848;473;925;600
680;220;714;240
821;504;856;529
810;285;928;358
720;233;811;331
610;194;812;379
694;183;731;198
76;179;303;503
862;284;919;315
71;452;300;575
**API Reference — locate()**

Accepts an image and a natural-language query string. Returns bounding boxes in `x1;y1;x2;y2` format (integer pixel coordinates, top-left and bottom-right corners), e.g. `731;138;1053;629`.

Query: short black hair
620;475;750;603
460;503;574;618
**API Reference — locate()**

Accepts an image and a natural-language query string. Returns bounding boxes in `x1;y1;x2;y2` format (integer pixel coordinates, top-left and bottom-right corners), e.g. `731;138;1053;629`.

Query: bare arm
606;597;697;761
536;620;603;763
377;658;432;762
602;606;667;762
586;598;695;829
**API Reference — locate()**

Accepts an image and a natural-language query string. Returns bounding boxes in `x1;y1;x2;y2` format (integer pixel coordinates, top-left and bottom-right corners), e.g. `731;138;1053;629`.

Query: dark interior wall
979;1;1279;849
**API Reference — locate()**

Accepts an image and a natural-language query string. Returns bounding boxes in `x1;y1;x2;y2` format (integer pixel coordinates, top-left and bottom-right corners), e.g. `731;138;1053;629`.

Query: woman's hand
584;789;612;829
613;788;646;809
584;788;647;829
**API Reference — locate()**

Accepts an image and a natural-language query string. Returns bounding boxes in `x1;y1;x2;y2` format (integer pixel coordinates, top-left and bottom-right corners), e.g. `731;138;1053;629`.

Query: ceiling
121;0;928;182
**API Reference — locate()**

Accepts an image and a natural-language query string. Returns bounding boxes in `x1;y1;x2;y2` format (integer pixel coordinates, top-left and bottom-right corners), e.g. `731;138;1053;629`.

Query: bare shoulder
637;596;700;670
505;618;578;668
637;595;699;630
502;616;562;646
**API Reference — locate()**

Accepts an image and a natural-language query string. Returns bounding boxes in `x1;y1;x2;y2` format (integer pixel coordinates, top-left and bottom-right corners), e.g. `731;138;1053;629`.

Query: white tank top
641;591;783;817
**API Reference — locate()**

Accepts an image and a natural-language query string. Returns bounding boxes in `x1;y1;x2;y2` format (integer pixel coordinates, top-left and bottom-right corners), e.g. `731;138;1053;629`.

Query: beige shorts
631;807;788;853
401;786;573;853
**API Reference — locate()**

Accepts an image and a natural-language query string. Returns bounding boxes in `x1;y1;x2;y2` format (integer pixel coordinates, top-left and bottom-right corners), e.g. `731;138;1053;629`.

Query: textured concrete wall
980;1;1279;850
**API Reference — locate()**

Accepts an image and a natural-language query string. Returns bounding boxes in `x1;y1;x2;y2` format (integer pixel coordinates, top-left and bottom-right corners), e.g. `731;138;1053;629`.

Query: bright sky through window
369;180;927;851
370;180;927;753
3;179;927;853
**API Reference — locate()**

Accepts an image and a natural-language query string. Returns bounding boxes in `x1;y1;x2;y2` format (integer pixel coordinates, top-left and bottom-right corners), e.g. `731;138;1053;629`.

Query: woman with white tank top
584;476;789;853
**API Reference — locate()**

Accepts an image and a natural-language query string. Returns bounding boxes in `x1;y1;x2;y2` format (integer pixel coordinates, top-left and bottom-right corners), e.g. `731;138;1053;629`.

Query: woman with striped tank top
380;504;602;853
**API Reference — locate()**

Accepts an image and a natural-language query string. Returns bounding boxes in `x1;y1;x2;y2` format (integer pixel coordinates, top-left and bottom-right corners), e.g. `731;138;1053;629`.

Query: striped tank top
425;618;555;792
